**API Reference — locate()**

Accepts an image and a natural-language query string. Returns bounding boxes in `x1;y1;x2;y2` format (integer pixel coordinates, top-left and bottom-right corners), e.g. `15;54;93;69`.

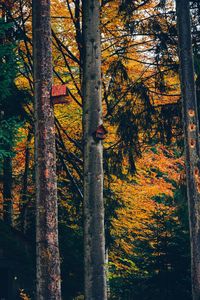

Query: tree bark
176;1;200;299
20;130;31;233
3;155;13;226
82;1;107;299
32;1;61;299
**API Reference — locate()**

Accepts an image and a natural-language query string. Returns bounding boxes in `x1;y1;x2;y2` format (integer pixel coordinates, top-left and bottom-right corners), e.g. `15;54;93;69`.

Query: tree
176;0;200;298
110;190;191;300
0;12;17;226
82;0;107;299
32;0;61;298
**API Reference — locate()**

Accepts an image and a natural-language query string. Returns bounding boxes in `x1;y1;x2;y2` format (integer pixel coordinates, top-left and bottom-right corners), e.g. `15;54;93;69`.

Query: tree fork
82;0;107;299
176;0;200;299
32;0;61;299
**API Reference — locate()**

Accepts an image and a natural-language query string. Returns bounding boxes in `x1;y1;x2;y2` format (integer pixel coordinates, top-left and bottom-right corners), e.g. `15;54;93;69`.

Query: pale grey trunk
176;1;200;299
82;0;107;299
32;1;62;299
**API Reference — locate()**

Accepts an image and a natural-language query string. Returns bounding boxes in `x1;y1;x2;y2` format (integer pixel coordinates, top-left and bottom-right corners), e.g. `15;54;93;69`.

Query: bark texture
82;1;107;299
3;155;13;225
176;1;200;299
32;1;61;299
21;130;31;233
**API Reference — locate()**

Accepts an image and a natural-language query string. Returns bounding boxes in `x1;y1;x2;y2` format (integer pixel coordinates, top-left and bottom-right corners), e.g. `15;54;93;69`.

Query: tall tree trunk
82;1;107;299
3;154;13;225
2;0;14;227
32;1;61;299
176;1;200;299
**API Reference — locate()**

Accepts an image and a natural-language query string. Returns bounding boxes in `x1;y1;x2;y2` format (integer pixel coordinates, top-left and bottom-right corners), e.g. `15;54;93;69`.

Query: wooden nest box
51;85;69;105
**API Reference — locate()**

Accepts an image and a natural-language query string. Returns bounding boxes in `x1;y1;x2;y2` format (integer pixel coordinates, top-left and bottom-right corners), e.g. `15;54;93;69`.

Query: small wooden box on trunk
51;85;69;104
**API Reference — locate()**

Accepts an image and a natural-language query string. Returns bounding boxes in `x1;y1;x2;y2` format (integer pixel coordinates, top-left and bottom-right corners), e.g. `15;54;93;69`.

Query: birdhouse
94;124;108;140
51;85;69;105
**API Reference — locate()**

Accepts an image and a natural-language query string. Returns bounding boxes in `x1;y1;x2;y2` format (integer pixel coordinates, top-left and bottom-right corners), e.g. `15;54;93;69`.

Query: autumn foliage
1;0;199;299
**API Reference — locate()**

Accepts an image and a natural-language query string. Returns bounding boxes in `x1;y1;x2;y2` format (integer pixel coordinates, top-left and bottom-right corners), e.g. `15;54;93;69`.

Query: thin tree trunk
176;1;200;299
32;1;61;299
20;130;31;233
82;1;107;299
3;154;13;225
105;248;111;298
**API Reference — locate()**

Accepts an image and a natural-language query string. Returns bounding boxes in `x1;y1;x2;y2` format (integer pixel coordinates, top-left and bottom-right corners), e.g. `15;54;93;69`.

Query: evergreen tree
0;17;17;225
110;188;191;300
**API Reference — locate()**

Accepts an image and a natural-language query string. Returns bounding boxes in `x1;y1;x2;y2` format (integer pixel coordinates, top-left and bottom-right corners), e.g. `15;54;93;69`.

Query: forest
0;0;200;299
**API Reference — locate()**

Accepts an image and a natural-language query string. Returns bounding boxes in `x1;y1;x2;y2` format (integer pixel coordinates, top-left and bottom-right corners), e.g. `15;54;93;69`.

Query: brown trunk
3;154;13;226
82;1;107;299
176;1;200;299
32;1;61;299
20;130;31;233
